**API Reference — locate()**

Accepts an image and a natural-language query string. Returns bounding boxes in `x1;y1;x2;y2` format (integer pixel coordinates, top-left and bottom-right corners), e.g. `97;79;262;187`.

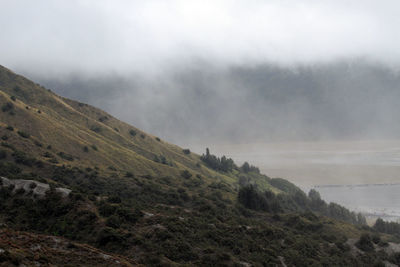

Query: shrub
43;152;53;158
12;150;36;166
1;135;8;140
83;146;89;152
37;110;41;114
48;158;59;164
15;187;25;195
14;85;21;92
181;170;192;179
90;126;102;133
17;131;30;138
98;202;117;217
34;140;43;147
2;102;13;112
10;96;16;101
155;137;161;141
356;233;374;252
108;195;122;203
183;149;191;155
5;126;13;131
98;116;108;122
96;227;124;247
57;152;74;161
125;172;134;178
106;215;122;228
0;150;6;159
140;134;145;139
129;130;137;136
91;145;98;151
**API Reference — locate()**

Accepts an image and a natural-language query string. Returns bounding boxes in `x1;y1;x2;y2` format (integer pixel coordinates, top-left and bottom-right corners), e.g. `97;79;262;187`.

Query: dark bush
10;96;16;101
106;215;122;228
5;126;13;131
15;187;25;195
12;150;36;166
1;102;13;112
356;233;374;252
98;116;108;122
108;195;122;203
43;152;53;158
83;146;89;152
91;145;98;151
155;137;161;141
34;140;43;147
0;150;6;159
90;126;102;133
108;166;117;171
129;130;137;136
98;202;117;217
182;149;191;155
181;170;192;179
57;152;74;161
17;131;30;138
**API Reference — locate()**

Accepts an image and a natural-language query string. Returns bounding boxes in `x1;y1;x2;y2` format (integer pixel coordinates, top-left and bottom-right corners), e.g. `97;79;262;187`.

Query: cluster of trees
200;148;236;172
374;218;400;236
308;189;366;225
240;162;260;173
200;148;261;175
238;185;367;225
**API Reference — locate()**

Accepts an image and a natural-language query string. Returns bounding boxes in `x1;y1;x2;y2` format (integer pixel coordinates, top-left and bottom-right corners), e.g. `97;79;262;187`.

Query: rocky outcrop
0;176;71;198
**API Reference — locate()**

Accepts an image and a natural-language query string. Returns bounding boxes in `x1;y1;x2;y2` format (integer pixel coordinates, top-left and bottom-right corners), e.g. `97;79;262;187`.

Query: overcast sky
2;1;400;145
1;0;400;76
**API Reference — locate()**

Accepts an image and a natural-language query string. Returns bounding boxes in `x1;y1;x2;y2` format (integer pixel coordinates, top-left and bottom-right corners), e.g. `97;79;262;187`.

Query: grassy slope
0;65;246;190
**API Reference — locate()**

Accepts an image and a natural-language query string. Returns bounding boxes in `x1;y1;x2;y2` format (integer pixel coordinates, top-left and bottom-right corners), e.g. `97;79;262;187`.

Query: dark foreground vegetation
0;147;396;266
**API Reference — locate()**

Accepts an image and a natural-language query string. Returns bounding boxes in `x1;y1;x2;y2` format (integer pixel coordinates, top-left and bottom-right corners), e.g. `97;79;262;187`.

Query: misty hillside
30;60;400;145
1;66;400;266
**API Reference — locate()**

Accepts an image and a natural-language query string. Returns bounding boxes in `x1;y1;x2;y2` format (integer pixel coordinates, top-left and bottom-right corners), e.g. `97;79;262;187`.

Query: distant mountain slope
32;60;400;143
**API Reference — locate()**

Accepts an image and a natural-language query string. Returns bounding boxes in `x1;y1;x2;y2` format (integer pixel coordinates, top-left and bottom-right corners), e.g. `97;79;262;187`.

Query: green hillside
0;65;399;266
